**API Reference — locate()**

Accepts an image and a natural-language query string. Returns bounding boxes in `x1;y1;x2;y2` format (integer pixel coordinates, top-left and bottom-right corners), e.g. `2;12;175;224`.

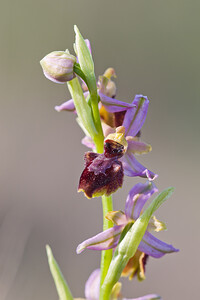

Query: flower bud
40;51;76;83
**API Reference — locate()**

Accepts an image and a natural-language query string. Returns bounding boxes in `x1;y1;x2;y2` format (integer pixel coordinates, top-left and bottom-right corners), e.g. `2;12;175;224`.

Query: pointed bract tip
163;187;174;198
74;25;79;34
46;244;52;257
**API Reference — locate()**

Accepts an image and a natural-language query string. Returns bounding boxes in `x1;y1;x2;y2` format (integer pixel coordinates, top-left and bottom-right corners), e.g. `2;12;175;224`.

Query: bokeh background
1;1;200;299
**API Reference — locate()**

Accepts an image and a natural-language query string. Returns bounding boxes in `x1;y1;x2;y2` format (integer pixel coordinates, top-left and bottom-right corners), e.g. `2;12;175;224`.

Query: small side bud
98;68;117;98
40;51;76;83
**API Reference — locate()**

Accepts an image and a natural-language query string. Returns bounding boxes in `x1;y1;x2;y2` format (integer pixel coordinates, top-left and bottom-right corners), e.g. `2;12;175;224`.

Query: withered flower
122;249;148;281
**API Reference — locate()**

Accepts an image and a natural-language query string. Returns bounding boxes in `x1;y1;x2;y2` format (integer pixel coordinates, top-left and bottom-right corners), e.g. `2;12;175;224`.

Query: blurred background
0;0;200;299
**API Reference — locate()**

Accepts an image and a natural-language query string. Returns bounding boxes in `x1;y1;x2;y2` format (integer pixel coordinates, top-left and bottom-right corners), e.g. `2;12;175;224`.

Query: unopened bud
98;68;117;98
103;68;116;79
40;51;76;83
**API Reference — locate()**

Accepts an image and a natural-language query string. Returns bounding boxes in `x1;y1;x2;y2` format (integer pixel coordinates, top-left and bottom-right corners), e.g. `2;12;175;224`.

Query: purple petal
55;91;89;112
43;70;66;84
122;95;149;137
85;269;100;300
126;137;152;154
76;225;124;254
123;294;161;300
99;92;135;113
102;122;115;137
121;153;158;181
125;182;158;220
55;99;75;112
138;231;179;258
106;210;128;225
82;136;95;149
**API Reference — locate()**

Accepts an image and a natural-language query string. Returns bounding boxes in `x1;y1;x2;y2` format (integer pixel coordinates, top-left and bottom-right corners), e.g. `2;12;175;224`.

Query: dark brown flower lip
78;150;124;199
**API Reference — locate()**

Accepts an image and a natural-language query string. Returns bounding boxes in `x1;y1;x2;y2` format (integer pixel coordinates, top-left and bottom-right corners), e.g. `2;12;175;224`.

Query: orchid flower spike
77;182;179;279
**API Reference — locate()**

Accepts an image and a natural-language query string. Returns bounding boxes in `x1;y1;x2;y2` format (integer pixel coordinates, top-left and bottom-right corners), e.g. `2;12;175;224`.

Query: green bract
100;188;174;299
67;78;98;142
74;26;104;152
46;245;73;300
74;25;96;94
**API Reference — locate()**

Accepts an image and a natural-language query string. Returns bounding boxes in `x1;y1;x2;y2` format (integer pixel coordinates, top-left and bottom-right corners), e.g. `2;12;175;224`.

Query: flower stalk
100;195;114;287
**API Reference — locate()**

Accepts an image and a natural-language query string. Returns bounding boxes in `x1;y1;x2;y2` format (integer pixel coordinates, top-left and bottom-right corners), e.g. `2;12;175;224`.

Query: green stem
99;195;113;300
91;92;104;152
73;63;88;86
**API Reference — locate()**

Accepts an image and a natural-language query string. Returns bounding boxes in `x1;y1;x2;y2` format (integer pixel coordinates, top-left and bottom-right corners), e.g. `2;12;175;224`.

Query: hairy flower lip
78;147;124;199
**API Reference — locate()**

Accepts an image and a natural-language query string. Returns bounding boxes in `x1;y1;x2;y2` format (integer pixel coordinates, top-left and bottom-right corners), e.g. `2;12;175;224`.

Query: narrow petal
121;153;158;181
126;136;152;155
55;99;75;112
85;269;100;300
138;231;179;258
102;122;115;137
123;95;149;137
99;92;135;113
76;225;124;254
123;294;161;300
55;91;89;112
125;182;158;220
106;210;128;225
